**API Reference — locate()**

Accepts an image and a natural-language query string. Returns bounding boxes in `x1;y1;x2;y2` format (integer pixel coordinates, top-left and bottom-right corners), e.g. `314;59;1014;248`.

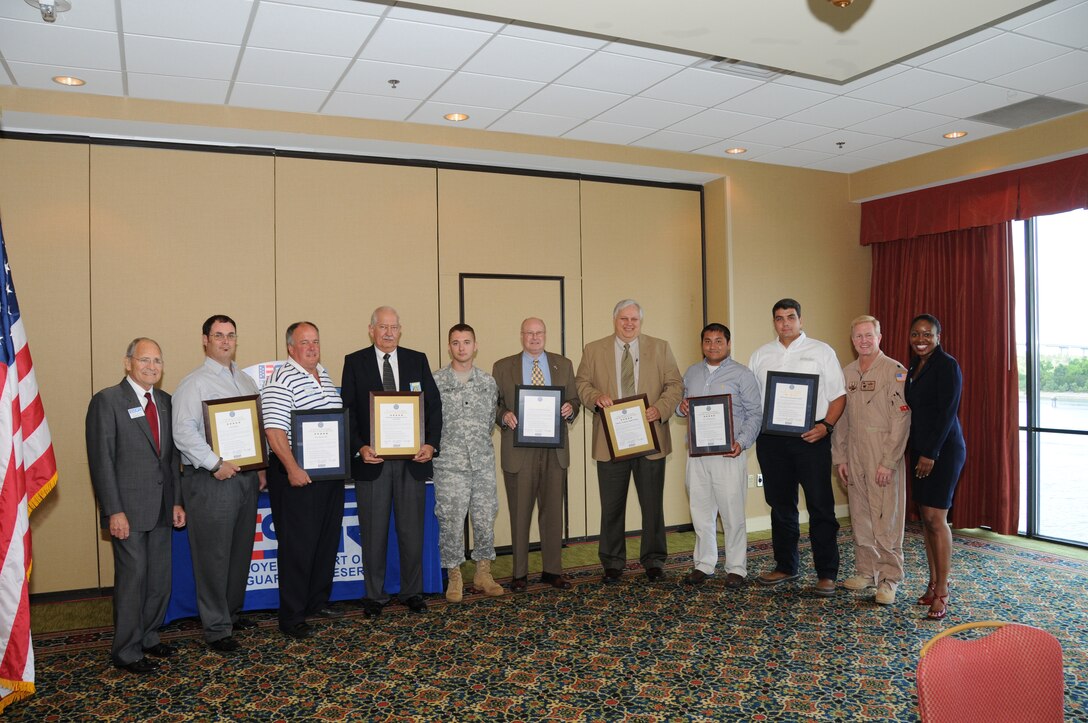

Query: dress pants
755;433;840;580
267;457;345;627
109;512;172;665
503;447;565;578
596;456;667;571
359;460;425;604
181;467;259;642
685;451;748;577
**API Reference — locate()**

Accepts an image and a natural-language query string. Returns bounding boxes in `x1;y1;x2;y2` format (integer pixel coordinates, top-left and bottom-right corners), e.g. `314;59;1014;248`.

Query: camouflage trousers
433;466;499;568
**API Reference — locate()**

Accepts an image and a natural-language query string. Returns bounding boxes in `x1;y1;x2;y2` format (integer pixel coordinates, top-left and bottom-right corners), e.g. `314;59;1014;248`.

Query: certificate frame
761;371;820;437
291;408;350;480
687;394;735;456
202;395;268;471
514;385;564;448
601;394;661;461
369;391;423;460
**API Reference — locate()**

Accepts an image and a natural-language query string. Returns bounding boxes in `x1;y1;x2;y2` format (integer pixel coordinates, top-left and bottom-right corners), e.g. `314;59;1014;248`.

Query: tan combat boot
473;559;505;597
445;567;463;603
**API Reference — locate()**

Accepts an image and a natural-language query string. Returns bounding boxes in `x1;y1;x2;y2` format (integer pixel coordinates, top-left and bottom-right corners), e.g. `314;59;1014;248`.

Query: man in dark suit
342;306;442;615
493;317;580;590
86;338;184;674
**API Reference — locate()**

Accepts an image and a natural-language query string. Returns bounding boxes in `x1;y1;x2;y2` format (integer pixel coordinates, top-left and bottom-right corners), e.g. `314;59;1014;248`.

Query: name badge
410;382;422;392
128;406;145;419
861;380;876;391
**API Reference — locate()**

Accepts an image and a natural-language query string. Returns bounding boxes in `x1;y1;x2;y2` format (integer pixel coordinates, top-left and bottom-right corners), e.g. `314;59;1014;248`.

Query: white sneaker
874;581;896;605
842;575;875;591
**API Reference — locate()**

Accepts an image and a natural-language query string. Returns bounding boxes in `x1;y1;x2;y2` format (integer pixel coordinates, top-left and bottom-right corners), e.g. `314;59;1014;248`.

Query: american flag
0;220;58;712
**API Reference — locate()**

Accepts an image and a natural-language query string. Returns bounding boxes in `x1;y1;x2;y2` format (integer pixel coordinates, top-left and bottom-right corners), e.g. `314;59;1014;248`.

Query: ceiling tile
691;139;779;160
995;0;1085;31
786;96;896;127
847;68;974;107
229;82;329;113
359;18;491;69
753;147;835;168
640;68;762;107
338;59;452;99
431;72;544;108
0;19;120;71
914;83;1035;117
666;108;770;138
903;119;1008;145
487;111;583;136
385;5;504;32
717;84;833;117
0;0;116;31
462;35;593;82
860;138;943;162
774;63;907;95
990;50;1088;95
1013;2;1088;47
602;40;704;66
631;130;721;152
900;28;1002;67
562;120;655;145
124;35;240;82
120;0;254;45
596;96;702;127
248;3;378;57
237;47;351;90
555;52;683;95
1051;80;1088;104
127;73;229;104
792;128;891;154
848;107;955;136
734;119;834;146
407;100;507;127
267;0;389;14
921;32;1069;81
322;90;420;121
7;61;124;95
515;84;626;117
500;23;609;50
804;155;886;172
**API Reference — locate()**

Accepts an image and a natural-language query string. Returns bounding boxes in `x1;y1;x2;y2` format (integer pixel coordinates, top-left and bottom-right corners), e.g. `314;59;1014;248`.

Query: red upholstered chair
916;621;1065;723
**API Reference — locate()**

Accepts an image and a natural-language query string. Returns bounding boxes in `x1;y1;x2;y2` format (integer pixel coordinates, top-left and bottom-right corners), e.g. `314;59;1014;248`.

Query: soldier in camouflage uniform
432;323;504;602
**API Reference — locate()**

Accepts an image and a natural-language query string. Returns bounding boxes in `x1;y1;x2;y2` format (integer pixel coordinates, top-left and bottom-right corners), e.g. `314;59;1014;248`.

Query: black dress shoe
358;599;383;618
540;572;572;590
142;642;176;658
310;607;345;619
725;573;746;589
683;569;709;586
280;622;314;640
209;637;241;654
233;616;258;630
115;657;159;674
645;567;665;581
510;576;528;592
402;595;427;613
601;568;623;585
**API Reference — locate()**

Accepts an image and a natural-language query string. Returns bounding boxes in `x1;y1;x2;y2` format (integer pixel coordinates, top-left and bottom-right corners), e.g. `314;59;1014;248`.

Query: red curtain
869;224;1020;534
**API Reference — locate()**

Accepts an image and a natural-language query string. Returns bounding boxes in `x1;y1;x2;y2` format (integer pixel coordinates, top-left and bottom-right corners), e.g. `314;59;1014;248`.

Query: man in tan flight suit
831;315;911;605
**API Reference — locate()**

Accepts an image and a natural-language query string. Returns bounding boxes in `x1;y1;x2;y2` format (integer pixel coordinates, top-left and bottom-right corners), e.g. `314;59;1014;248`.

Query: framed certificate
291;408;350;480
369;391;423;459
687;394;734;456
601;394;661;461
202;395;268;471
514;385;564;447
761;371;820;437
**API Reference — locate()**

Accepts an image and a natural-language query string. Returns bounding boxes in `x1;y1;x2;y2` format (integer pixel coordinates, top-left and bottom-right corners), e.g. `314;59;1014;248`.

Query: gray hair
370;306;400;326
125;337;161;358
612;299;643;320
286;321;319;346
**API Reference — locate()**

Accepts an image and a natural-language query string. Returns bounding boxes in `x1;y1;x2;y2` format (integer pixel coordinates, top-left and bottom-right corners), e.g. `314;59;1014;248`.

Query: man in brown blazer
576;300;684;583
493;318;580;590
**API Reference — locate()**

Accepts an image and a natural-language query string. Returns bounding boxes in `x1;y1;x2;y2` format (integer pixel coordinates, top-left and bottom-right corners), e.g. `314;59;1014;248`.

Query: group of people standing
85;298;965;675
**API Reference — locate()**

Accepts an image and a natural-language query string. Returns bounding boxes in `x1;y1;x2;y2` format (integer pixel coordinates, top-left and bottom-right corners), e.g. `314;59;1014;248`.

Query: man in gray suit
493;317;580;591
86;338;184;674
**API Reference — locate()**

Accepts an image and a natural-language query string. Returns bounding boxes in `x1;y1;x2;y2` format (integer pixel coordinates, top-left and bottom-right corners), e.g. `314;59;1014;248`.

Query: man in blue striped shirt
261;321;345;640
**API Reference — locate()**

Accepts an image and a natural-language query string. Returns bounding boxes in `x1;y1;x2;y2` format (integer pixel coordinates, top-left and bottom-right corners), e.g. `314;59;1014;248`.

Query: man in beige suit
576;300;684;583
493;318;581;591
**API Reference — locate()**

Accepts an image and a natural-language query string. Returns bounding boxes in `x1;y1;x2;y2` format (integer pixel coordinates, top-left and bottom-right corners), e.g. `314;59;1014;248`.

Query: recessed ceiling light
444;113;469;122
724;147;747;155
943;131;968;139
52;75;85;87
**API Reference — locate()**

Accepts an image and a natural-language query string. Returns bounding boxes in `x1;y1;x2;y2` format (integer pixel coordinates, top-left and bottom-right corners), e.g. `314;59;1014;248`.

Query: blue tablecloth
165;482;442;623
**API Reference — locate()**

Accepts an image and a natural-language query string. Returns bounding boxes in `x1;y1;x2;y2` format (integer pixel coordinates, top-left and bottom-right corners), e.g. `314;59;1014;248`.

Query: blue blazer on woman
906;345;964;460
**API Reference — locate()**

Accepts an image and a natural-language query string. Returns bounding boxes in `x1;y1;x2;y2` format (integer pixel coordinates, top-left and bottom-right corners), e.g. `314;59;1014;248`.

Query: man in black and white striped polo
261;321;345;640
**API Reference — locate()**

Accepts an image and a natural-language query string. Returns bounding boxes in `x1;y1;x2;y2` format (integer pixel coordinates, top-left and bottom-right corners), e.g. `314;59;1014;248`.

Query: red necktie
145;391;160;453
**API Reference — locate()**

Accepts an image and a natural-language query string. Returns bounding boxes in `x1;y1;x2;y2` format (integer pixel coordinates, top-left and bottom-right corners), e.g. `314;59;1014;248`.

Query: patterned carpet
10;525;1088;721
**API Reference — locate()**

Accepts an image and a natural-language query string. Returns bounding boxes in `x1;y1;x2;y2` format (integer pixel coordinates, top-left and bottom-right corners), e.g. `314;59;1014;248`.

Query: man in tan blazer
576;300;683;583
493;318;580;591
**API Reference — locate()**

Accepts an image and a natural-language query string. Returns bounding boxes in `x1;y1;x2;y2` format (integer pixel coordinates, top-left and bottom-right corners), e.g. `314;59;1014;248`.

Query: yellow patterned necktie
621;343;635;397
531;358;545;386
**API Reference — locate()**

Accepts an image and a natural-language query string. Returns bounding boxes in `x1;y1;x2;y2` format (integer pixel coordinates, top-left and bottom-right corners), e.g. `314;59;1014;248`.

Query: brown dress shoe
683;569;709;586
813;578;837;597
601;569;622;585
725;573;745;589
540;572;572;589
510;576;528;592
645;567;665;581
756;569;799;586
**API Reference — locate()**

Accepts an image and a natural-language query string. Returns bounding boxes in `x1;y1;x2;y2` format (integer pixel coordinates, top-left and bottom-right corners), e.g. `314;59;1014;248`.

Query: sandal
917;582;936;606
926;594;949;621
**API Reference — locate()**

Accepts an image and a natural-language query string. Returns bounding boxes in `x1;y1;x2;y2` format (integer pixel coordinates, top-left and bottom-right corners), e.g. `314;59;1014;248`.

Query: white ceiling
0;0;1086;177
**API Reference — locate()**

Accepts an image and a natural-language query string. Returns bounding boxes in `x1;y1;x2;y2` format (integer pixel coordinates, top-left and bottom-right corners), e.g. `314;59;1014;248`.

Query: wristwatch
210;457;223;473
820;420;835;434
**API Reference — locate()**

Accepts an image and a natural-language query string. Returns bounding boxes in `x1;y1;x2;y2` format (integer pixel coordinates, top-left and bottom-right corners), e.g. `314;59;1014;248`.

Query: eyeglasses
209;333;237;341
375;325;401;333
521;331;545;337
132;357;164;366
